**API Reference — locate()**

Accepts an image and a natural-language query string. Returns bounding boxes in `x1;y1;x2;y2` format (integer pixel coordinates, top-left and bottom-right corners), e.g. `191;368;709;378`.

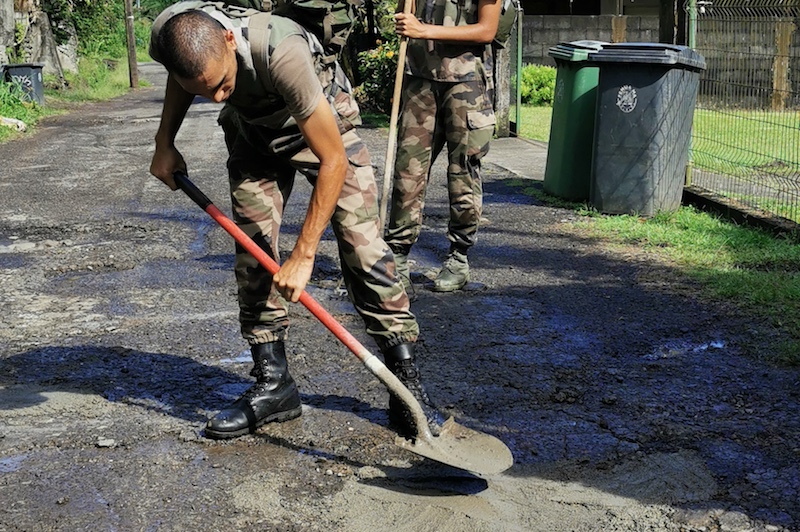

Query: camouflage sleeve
269;36;324;121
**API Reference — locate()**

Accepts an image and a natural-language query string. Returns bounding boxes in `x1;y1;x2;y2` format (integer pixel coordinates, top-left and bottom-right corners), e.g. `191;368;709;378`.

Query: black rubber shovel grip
173;171;212;210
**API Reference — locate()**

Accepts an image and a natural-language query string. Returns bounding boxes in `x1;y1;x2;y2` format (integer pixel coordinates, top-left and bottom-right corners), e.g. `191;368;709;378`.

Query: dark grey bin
587;43;706;216
2;63;46;106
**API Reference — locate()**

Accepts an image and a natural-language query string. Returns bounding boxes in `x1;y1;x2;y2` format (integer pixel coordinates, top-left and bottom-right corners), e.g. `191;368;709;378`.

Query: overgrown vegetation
42;0;163;57
353;0;398;114
0;80;50;141
4;22;27;62
1;0;168;139
50;56;142;102
355;39;399;114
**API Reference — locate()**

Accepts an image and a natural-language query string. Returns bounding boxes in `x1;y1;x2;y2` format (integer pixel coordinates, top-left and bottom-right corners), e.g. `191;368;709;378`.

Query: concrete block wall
697;18;799;109
521;15;660;66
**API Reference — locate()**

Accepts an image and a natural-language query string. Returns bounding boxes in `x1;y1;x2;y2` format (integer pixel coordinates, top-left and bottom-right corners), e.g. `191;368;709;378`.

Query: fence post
771;21;796;112
515;6;522;133
611;15;627;43
685;0;697;187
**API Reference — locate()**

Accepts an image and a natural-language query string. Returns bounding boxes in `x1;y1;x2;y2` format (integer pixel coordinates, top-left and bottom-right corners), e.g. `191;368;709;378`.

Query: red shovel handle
173;171;374;363
174;172;432;439
175;172;517;474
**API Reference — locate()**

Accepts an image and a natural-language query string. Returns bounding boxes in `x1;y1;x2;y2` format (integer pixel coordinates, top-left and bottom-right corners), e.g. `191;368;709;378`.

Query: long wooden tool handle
173;171;432;440
378;0;414;234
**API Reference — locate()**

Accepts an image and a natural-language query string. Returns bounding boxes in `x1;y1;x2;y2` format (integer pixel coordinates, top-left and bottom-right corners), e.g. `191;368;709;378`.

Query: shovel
174;171;513;476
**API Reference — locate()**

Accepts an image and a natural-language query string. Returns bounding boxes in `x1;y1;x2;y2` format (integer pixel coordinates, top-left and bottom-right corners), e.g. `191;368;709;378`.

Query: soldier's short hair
156;10;228;80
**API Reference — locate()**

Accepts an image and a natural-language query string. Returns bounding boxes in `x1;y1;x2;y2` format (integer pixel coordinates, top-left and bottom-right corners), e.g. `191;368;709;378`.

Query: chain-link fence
689;0;800;225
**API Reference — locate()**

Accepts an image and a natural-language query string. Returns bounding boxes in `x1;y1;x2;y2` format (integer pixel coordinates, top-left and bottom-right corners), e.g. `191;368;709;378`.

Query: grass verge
511;105;552;142
506;179;800;366
51;56;148;103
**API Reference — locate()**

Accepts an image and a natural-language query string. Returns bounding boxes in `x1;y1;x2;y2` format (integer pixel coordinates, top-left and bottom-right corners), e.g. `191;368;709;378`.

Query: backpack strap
248;11;276;93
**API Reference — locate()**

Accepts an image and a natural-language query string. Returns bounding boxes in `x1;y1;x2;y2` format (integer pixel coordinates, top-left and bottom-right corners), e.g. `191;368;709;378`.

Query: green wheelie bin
543;40;606;202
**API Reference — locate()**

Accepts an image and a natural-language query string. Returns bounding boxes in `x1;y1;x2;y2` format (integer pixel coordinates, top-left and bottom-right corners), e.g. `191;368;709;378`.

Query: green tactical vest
405;0;490;82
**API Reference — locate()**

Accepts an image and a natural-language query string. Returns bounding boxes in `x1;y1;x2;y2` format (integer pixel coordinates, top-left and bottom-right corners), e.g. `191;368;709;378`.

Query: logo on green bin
616;85;637;113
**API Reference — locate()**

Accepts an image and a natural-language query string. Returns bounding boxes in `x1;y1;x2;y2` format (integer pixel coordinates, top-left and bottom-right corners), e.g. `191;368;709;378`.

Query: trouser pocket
466;107;496;160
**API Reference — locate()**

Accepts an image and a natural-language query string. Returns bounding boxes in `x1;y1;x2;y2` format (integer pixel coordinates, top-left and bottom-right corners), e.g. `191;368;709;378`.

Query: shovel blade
396;417;513;476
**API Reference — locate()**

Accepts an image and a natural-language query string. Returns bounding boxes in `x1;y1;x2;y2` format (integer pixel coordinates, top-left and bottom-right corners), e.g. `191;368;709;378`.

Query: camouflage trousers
218;105;419;351
384;75;496;253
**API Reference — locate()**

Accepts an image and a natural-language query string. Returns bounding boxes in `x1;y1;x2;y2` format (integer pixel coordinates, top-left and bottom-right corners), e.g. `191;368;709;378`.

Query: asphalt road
0;62;799;531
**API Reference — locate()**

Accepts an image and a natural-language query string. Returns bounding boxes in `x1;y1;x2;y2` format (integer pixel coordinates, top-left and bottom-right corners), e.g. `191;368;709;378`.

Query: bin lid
587;43;706;71
2;62;46;68
548;40;608;62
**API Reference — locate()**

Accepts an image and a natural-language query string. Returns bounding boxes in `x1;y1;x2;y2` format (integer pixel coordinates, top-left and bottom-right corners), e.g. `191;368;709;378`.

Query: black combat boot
205;341;302;439
383;343;442;439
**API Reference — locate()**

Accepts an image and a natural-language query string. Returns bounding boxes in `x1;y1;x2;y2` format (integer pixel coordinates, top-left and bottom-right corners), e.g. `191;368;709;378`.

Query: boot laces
392;360;431;406
442;251;466;274
393;359;420;382
241;381;273;401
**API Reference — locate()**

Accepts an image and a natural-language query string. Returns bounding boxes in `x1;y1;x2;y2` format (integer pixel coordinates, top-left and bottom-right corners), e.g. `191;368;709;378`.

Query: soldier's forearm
293;96;349;259
155;75;194;147
294;160;347;260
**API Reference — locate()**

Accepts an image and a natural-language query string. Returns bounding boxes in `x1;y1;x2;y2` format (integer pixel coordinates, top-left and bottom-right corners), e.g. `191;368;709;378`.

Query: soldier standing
147;2;438;440
385;0;503;292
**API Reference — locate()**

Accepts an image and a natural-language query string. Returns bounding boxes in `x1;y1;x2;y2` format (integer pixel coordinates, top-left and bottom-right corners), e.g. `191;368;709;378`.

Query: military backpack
224;0;362;61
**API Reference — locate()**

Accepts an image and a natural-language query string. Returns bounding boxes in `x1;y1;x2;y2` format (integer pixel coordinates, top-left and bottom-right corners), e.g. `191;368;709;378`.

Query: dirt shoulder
0;62;798;532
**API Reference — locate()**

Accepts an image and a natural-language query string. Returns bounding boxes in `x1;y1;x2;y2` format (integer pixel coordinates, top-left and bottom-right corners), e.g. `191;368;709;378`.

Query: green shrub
355;38;399;115
0;81;39;121
518;64;556;106
0;81;47;141
55;55;134;101
352;0;405;115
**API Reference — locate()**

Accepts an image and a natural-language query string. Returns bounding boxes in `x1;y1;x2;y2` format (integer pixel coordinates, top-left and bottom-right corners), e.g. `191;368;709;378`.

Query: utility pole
124;0;138;88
